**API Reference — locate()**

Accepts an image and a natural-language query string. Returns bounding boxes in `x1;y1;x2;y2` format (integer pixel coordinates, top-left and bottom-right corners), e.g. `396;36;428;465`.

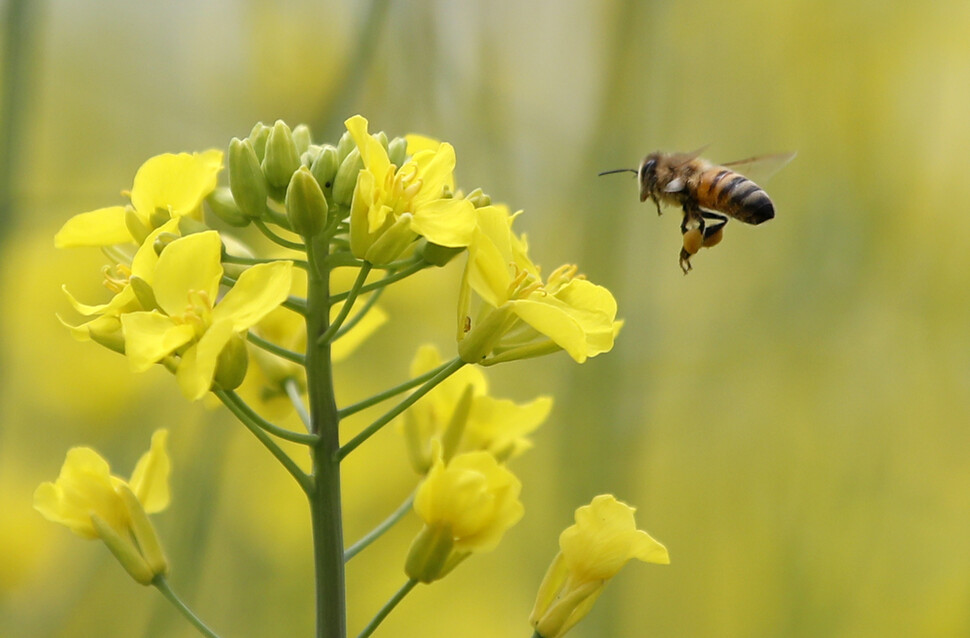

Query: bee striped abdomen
697;168;774;225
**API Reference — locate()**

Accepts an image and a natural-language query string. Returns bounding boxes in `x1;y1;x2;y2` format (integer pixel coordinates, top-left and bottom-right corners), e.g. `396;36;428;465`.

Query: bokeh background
3;1;970;636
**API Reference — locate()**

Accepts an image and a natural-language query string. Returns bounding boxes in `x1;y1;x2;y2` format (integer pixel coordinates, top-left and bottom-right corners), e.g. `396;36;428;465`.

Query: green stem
357;579;418;638
213;389;313;492
338;358;454;420
329;259;427;304
285;377;311;432
224;252;309;270
334;284;384;340
153;575;222;638
217;389;317;445
247;331;306;366
304;238;347;638
254;218;306;251
319;263;372;345
338;358;465;460
344;492;414;562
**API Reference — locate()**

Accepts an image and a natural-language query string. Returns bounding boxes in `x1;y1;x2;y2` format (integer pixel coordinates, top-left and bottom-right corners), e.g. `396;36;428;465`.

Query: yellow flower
345;115;475;265
405;451;523;583
402;344;552;473
530;495;669;638
55;150;223;248
458;205;621;365
58;219;181;349
120;231;293;401
33;430;171;584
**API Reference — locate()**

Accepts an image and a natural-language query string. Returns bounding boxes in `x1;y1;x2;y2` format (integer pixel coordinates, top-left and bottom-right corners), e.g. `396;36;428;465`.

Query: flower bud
335;130;355;161
419;240;465;266
228;137;269;220
262;120;301;189
285;166;329;238
404;523;456;583
248;122;270;161
364;212;416;265
90;514;155;585
387;136;407;168
310;145;340;193
213;332;249;392
206;187;251;227
124;206;150;245
291;124;312;156
465;187;491;208
332;147;363;207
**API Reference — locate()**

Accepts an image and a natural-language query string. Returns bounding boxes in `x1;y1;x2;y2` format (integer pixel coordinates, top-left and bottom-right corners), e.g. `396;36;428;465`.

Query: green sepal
228;137;269;220
285;166;329;239
206;187;251;227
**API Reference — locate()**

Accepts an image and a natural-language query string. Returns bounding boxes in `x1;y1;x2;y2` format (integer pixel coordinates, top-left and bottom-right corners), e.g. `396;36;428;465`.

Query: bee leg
700;211;728;238
679;248;693;274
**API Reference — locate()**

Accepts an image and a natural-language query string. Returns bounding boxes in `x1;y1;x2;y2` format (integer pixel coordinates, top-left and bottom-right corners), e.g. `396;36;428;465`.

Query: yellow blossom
530;495;669;638
120;231;293;400
405;451;523;583
55;151;223;248
402;344;552;473
458;205;621;365
345;115;475;265
33;430;171;584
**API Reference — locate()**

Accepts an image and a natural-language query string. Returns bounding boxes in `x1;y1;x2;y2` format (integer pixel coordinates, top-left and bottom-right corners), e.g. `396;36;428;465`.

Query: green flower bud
388;136;407;167
419;240;465;266
117;484;168;578
229;137;269;220
153;232;180;256
405;523;455;583
248;122;270;161
365;212;416;264
149;207;170;228
301;145;321;169
90;514;155;585
213;332;249;392
129;276;159;311
465;187;491;208
311;146;340;193
261;120;302;189
374;130;389;152
332;147;362;207
285;166;329;238
206;187;251;227
124;206;150;245
292;124;312;156
335;130;355;161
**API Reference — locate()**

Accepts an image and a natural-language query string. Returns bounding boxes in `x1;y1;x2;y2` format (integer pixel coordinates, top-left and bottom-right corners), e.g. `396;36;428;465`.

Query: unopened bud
206;187;251;227
286;166;329;238
213;332;249;391
292;124;312;156
262;120;301;189
311;146;340;193
332;147;362;207
229;138;269;220
387;137;407;168
465;188;491;208
335;130;355;161
248;122;270;161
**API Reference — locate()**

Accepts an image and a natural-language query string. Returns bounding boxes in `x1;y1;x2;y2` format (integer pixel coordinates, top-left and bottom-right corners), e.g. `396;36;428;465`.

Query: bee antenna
597;168;637;177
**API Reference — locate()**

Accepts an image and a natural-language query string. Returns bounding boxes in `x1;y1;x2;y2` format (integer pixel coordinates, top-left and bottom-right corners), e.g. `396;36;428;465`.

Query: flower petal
152;231;224;316
33;448;126;539
212;261;293;331
128;429;171;514
175;319;234;400
508;298;588;362
54;206;131;248
121;311;195;372
345;115;390;182
410;198;476;248
129;151;223;219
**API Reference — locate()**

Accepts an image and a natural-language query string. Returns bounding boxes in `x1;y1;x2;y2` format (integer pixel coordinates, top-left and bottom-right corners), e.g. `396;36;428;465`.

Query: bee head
638;154;661;203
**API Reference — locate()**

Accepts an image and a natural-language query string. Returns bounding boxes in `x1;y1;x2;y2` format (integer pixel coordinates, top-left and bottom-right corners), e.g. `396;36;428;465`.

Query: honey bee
601;149;794;273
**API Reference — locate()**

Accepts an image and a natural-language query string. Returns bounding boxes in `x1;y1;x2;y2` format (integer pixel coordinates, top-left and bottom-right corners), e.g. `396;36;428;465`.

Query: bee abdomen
697;168;774;225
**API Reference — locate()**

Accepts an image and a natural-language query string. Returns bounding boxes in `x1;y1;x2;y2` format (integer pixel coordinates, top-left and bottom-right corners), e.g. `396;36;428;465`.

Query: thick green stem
305;238;347;638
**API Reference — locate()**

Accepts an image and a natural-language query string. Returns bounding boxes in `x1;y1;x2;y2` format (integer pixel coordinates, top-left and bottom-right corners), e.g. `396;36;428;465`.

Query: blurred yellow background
3;1;970;636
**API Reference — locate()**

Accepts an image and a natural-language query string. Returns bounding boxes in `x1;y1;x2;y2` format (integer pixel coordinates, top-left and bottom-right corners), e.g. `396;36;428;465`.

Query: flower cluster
41;114;666;638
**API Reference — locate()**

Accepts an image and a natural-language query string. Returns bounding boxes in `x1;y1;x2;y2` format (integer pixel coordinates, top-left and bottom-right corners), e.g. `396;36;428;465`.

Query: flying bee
600;149;795;273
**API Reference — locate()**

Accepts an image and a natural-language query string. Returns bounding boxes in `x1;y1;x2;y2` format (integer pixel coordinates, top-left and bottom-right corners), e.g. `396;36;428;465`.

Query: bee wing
720;152;796;185
667;144;710;167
